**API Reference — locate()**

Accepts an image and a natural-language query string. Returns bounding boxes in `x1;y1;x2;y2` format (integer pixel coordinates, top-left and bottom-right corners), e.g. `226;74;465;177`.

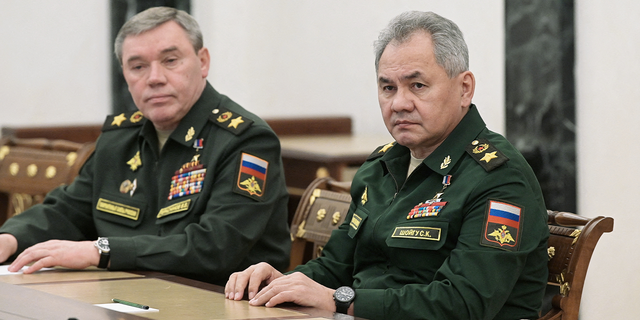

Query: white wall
576;1;640;319
0;1;110;129
193;0;505;136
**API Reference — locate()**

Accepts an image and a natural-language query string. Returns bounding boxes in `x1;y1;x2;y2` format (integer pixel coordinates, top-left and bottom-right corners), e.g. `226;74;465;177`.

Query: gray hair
114;7;203;64
374;11;469;78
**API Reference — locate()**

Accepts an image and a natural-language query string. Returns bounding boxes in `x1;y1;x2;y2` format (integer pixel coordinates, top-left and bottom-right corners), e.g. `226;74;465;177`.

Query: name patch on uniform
481;200;522;251
392;226;441;241
234;153;268;201
96;198;140;220
157;199;191;218
350;214;363;230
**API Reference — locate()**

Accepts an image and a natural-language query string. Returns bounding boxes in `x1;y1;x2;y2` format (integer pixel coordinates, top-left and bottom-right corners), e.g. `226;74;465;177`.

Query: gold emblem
9;163;19;176
185;127;195;142
127;151;142;171
217;111;232;123
229;116;245;129
332;211;341;225
130;111;144;123
379;142;395;153
547;246;556;261
66;152;78;166
45;166;57;179
26;164;38;177
488;225;515;244
316;208;327;222
361;186;368;205
480;151;498;163
0;146;9;160
112;113;127;126
240;176;262;195
440;155;451;169
472;143;490;154
119;179;137;196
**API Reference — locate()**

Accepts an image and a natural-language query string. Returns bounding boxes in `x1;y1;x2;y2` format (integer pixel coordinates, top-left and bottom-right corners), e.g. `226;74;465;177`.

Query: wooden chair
0;136;95;225
539;210;614;320
288;176;352;271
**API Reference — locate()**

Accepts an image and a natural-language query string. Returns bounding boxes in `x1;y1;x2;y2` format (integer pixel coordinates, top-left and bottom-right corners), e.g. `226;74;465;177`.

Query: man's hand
8;240;99;273
225;262;284;301
0;233;18;264
249;271;336;311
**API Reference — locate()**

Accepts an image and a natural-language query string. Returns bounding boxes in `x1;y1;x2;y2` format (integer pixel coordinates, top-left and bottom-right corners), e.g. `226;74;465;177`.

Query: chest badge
168;139;207;200
127;151;142;172
361;186;368;205
407;175;451;219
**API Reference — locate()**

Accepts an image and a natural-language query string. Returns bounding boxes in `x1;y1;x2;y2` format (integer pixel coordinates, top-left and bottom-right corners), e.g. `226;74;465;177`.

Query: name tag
157;199;192;218
96;198;140;220
392;226;441;241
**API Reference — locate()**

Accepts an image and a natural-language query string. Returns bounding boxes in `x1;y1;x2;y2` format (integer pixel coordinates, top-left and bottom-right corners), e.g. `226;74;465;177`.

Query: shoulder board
465;138;509;172
209;107;254;135
102;111;145;132
367;141;395;161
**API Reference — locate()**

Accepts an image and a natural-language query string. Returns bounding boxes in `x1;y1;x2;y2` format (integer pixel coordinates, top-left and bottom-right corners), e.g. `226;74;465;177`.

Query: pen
112;298;150;310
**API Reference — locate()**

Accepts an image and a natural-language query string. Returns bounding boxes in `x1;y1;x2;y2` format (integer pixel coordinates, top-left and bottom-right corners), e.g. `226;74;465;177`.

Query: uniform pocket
385;219;449;250
95;192;146;228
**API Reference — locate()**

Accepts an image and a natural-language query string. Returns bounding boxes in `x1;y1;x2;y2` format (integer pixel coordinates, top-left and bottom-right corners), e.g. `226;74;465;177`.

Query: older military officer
225;11;548;319
0;7;291;286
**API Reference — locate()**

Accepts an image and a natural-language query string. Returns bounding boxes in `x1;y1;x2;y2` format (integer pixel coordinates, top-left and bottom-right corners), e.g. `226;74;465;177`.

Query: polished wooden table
0;268;357;320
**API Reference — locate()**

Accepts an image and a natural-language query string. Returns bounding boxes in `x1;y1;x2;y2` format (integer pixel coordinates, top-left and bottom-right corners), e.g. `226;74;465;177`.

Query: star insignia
378;142;395;153
229;116;245;129
112;113;127;126
127;151;142;171
480;151;498;163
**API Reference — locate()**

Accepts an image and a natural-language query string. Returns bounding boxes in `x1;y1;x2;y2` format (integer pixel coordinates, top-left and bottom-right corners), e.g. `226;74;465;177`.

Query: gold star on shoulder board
229;116;245;129
480;151;498;163
112;113;127;126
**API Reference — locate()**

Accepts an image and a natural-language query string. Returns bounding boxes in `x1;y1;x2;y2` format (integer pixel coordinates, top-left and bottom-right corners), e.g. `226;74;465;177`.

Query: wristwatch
333;286;356;314
94;237;110;269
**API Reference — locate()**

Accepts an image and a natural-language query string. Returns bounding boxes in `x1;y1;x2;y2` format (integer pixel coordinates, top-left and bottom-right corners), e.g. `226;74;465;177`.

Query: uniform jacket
294;105;549;320
0;83;291;285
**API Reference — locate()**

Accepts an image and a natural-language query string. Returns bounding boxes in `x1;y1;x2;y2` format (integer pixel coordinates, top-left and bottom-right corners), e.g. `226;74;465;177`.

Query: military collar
423;104;486;175
140;82;223;148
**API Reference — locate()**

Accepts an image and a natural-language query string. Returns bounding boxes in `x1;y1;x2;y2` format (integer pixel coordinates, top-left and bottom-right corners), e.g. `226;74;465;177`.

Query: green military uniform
0;83;291;285
293;105;548;319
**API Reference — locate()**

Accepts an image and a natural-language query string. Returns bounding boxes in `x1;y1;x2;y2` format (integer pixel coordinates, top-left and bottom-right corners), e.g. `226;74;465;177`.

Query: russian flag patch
481;200;522;251
234;153;269;200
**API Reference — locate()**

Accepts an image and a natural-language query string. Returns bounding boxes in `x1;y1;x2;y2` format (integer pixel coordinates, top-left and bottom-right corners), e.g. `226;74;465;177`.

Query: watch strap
97;251;109;269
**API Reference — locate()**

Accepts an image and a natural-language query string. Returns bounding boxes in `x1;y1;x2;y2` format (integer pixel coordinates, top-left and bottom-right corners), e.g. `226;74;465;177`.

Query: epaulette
102;111;146;132
209;106;253;135
366;141;395;161
465;138;509;172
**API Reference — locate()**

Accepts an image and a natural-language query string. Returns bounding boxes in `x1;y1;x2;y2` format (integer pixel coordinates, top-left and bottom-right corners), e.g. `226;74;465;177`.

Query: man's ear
198;47;211;79
460;71;475;107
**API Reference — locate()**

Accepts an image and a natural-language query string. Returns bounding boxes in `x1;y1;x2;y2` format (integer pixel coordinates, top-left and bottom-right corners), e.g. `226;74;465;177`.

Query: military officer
0;7;291;286
225;11;549;319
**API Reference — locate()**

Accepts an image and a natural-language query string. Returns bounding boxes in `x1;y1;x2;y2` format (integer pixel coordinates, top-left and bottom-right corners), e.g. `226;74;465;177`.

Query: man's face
121;21;210;131
377;31;473;158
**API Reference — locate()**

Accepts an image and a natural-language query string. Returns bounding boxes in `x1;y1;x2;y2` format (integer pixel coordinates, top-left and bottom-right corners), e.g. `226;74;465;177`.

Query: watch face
96;238;110;252
335;287;355;302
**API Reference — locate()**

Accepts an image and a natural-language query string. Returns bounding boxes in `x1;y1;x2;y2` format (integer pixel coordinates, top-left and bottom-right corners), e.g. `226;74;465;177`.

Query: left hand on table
8;240;99;273
249;271;336;311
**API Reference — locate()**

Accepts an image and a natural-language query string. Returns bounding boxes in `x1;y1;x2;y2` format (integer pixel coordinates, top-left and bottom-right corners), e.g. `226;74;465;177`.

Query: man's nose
147;62;167;85
391;88;415;113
